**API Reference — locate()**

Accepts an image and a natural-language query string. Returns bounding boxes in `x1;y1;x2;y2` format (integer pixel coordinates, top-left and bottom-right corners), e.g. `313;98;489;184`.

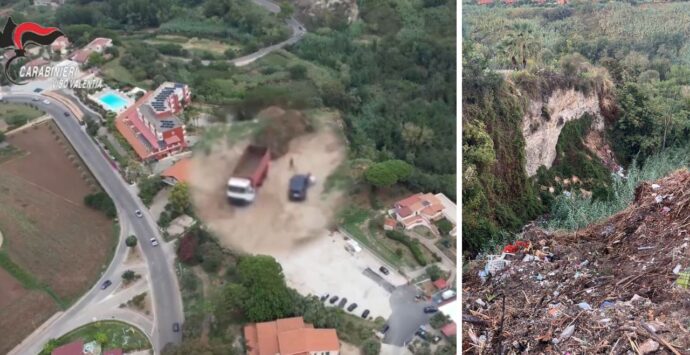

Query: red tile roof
433;278;448;290
441;322;457;337
384;218;397;228
245;317;338;355
71;49;90;63
115;91;155;160
52;340;83;355
162;158;190;184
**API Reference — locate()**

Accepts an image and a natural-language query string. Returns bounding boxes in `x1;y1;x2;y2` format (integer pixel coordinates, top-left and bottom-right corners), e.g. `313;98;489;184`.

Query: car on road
63;112;70;117
100;280;112;290
423;306;438;314
33;88;42;93
135;210;143;218
43;99;50;105
347;303;358;312
320;294;329;302
173;323;180;332
380;324;390;334
415;328;428;340
338;298;347;308
379;266;390;275
329;295;339;304
361;309;370;318
150;238;159;247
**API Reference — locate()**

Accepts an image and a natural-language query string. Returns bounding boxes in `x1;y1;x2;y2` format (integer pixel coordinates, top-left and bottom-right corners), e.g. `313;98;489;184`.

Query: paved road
4;95;183;354
172;0;306;67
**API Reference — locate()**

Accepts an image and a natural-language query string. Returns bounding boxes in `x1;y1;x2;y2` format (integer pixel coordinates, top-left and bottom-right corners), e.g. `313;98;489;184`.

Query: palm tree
499;23;541;69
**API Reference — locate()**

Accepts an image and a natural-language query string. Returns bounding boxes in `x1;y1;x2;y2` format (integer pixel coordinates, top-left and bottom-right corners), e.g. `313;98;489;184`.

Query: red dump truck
226;145;270;205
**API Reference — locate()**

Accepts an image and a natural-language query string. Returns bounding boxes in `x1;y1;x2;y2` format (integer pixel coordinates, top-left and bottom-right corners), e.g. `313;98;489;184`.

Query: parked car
347;303;358;312
423;306;438;314
338;298;348;308
288;174;310;201
33;88;42;93
415;328;428;340
379;266;390;275
320;294;329;302
361;309;370;318
100;280;112;290
173;323;180;332
42;99;50;105
150;238;159;247
431;335;441;343
329;295;339;304
135;210;143;218
63;112;70;117
380;324;390;334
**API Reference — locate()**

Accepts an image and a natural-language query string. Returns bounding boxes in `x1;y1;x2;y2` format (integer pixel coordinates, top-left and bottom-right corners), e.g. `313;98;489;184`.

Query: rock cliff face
522;89;606;176
291;0;358;27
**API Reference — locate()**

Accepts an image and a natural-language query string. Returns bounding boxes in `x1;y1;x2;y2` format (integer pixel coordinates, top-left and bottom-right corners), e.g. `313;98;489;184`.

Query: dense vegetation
463;1;690;255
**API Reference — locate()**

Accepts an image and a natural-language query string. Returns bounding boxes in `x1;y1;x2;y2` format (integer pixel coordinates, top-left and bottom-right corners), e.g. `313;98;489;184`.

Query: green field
101;55;137;86
55;321;151;352
0;103;43;131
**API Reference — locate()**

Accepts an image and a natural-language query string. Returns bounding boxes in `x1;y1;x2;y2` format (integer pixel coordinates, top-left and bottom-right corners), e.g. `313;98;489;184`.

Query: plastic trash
578;302;592;311
522;254;535;262
673;264;682;274
557;325;575;343
651;183;661;190
600;300;615;309
655;195;664;203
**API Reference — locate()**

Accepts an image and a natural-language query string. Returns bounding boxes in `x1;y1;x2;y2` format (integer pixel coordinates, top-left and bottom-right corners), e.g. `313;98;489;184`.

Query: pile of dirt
463;169;690;354
253;106;313;159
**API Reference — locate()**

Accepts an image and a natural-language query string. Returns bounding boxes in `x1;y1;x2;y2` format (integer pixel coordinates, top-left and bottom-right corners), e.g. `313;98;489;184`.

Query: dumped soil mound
463;169;690;354
253;106;313;159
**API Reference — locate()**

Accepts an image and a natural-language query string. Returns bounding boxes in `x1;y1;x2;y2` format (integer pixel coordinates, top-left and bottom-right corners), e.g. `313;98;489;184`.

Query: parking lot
274;231;408;319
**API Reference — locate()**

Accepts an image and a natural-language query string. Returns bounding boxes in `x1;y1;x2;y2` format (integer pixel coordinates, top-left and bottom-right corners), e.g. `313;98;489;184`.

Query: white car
42;99;50;105
134;210;143;218
150;238;159;247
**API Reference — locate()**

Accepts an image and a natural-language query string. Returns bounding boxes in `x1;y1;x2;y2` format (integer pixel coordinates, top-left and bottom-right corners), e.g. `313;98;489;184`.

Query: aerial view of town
0;0;457;355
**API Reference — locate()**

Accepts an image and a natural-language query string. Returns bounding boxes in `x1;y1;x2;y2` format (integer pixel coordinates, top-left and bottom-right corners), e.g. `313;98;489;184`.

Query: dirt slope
463;170;690;354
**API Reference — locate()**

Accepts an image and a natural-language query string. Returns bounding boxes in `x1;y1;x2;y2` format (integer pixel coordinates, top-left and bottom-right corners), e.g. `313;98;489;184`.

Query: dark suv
288;174;310;201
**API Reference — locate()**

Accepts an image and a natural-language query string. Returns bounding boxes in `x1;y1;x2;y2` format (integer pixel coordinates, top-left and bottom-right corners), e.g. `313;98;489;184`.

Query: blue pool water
98;92;129;111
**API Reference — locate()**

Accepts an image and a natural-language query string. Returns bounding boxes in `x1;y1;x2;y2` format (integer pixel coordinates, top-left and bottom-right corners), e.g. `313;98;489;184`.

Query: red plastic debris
502;240;531;254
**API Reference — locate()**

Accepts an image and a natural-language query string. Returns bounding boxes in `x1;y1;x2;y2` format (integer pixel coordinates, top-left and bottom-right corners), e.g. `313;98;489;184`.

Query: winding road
5;94;183;354
5;1;305;353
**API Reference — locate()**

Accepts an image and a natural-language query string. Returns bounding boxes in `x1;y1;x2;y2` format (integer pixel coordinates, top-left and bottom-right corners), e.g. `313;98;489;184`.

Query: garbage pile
463;170;690;354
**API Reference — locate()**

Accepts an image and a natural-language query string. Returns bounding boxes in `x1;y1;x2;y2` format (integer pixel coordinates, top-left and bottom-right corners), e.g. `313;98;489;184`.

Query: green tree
429;312;450;329
364;160;413;188
288;64;308;80
40;339;60;355
361;338;381;355
425;264;443;281
125;235;138;247
137;175;163;206
94;331;108;345
0;131;5;142
122;270;137;282
230;255;294;322
169;182;191;214
200;243;222;273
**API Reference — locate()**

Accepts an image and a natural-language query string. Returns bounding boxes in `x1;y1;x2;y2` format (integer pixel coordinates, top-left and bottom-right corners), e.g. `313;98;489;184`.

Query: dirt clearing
189;109;346;254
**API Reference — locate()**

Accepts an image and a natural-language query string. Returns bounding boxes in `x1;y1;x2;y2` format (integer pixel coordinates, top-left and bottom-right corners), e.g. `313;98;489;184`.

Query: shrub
385;231;427;266
84;192;116;218
125;235;137;247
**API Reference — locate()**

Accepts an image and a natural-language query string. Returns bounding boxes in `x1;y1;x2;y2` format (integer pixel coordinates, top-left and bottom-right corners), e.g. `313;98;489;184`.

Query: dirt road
189;122;345;254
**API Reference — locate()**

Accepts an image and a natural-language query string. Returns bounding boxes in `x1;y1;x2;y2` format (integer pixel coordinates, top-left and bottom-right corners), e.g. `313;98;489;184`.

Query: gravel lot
274;231;408;319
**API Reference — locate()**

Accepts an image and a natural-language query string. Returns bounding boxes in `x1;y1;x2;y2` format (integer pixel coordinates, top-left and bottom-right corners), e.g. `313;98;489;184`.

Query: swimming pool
97;92;130;112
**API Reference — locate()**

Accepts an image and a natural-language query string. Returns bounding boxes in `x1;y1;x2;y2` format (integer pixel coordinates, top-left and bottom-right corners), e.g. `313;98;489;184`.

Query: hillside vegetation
463;1;690;255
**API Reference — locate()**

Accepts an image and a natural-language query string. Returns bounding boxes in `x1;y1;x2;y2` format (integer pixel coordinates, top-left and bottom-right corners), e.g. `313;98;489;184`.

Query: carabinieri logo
0;17;64;85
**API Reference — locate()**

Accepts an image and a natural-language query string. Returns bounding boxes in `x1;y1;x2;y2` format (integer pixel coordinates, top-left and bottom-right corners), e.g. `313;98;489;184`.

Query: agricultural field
0;121;116;353
144;34;241;56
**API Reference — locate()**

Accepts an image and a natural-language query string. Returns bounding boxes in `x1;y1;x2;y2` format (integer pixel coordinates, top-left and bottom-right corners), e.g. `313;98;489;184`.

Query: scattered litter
463;170;690;353
638;339;659;354
475;299;486;308
577;302;592;311
599;300;615;309
673;264;682;274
